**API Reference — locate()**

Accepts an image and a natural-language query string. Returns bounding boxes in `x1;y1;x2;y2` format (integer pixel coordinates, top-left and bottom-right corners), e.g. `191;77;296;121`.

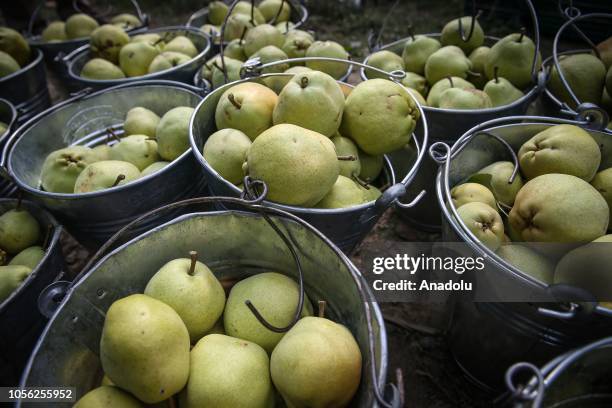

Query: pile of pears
73;252;363;407
204;69;421;208
0;27;31;78
451;124;612;300
40;12;142;42
0;205;46;304
366;16;541;110
79;25;199;80
39;105;194;194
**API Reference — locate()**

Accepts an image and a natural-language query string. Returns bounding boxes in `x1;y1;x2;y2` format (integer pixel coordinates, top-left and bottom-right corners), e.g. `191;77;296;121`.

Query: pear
0;265;32;303
402;35;441;75
440;16;485;54
270;65;311;91
145;252;225;343
366;50;405;79
164;36;198;58
73;386;143;408
0;209;39;255
602;88;612;116
591;168;612;230
483;68;524;107
549;53;606;108
41;21;67;42
91;144;110;161
451;182;497;209
111;13;141;30
205;318;226;335
223;13;257;41
400;72;428;96
285;29;314;43
509;174;609;243
270;316;362;408
0;51;19;77
359;150;384;182
140;161;169;177
65;14;99;39
316;175;371;208
273;71;345;137
203;128;252;184
406;88;427;106
40;146;100;193
362;184;382;202
224;38;247;61
0;27;31;66
211;56;242;88
100;294;190;404
469;161;524;206
119;41;160;77
597;36;612;69
224;272;313;353
607;66;612;97
73;160;140;193
426;76;475;107
457;202;504;250
124;107;160;138
496;244;555;284
156;106;195;161
518;124;601;181
185;334;274;408
468;46;491;88
425;45;471;85
259;0;291;23
251;45;289;72
331;133;361;177
109;135;160;171
341;79;419;155
81;58;125;80
276;21;295;34
484;32;540;89
282;31;314;60
148;51;191;73
130;33;162;44
90;24;129;64
200;55;221;81
0;121;8;135
201;24;220;40
9;246;45;269
243;124;339;206
208;1;229;25
232;1;266;24
215;82;278;141
243;24;283;57
438;87;492;109
305;40;350;79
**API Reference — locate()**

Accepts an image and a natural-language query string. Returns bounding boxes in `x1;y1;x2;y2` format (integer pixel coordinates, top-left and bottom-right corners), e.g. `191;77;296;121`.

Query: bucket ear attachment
38;280;71;318
574;103;610;132
537;284;598;320
495;362;545;408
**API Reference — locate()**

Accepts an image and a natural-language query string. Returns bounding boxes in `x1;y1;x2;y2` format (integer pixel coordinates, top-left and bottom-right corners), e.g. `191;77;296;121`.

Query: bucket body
19;209;387;407
0;199;64;387
0;99;18;197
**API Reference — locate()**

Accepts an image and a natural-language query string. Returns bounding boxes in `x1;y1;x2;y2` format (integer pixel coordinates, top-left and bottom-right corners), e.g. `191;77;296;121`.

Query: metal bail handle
537;283;598;320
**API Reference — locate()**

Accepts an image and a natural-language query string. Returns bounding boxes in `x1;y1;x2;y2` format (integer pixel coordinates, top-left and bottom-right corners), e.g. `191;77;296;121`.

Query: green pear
203;128;252;184
469;161;524;206
268;65;311;91
185;334;274;408
331;133;361;177
243;24;283;57
140;161;169;177
400;72;428;96
276;21;295;34
451;182;497;209
0;265;31;303
305;40;350;79
509;173;609;243
9;246;45;269
145;253;226;343
467;46;490;88
73;386;143;408
438;87;492;109
164;36;198;58
0;27;31;66
316;175;370;208
243;124;339;206
224;38;247;61
124;107;160;138
457;202;504;250
156;106;195;161
200;55;221;81
119;41;160;77
148;51;191;74
591;168;612;230
496;244;555;284
223;13;258;41
100;294;190;404
597;36;612;69
484;32;541;89
259;0;291;23
65;14;99;39
201;24;220;40
90;24;129;64
81;58;125;79
362;184;382;202
426;76;475;107
0;121;7;136
73;160;140;193
518;124;601;181
130;33;162;44
215;82;278;141
41;21;67;42
285;29;314;43
282;31;314;60
232;1;266;24
425;45;471;85
607;66;612;97
359;150;384;182
110;13;141;30
602;87;612;115
402;35;441;75
341;79;419;155
100;375;114;386
92;143;111;161
0;209;39;255
208;1;229;25
0;51;19;77
483;69;524;107
366;50;405;79
273;71;345;137
211;56;242;88
549;53;607;108
406;88;427;106
440;16;485;54
251;45;289;72
270;316;362;408
40;146;100;193
109;135;160;171
225;272;313;353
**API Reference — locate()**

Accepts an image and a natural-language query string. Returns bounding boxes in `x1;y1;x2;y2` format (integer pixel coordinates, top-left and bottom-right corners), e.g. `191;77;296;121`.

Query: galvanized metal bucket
19;195;400;408
0;198;64;387
60;26;211;92
0;99;18;197
432;114;612;390
1;80;208;248
361;0;543;231
189;58;429;252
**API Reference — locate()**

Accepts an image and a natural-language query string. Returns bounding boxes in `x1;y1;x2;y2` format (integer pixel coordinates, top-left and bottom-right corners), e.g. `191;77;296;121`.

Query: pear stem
111;174;125;187
300;76;309;89
228;93;241;109
467;70;481;77
447;76;454;88
337;155;356;161
494;66;499;83
318;300;326;318
272;0;287;24
352;174;371;190
188;250;198;276
517;27;525;43
239;26;248;44
107;128;121;142
408;25;415;41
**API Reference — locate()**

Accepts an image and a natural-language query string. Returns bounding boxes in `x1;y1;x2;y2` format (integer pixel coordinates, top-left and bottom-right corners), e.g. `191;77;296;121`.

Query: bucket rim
0;98;17;146
27;23;149;47
0;48;44;83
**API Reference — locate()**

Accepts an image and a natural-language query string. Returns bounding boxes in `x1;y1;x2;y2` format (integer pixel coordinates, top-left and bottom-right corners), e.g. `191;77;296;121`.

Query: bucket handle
0;98;18;146
187;0;304;28
536;283;598;320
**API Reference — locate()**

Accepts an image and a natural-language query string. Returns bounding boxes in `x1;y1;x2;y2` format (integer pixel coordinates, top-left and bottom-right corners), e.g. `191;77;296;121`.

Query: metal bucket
361;0;543;231
1;80;208;249
0;99;18;197
60;26;211;92
189;59;429;252
0;49;51;127
433;114;612;390
0;198;64;387
19;196;399;407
